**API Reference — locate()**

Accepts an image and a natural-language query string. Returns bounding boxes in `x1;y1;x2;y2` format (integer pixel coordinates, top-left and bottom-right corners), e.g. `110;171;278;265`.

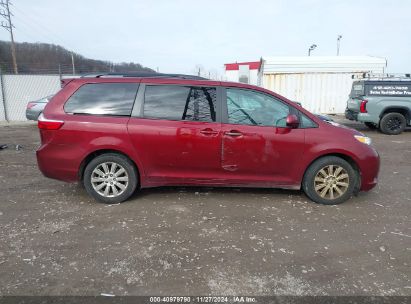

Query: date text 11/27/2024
149;297;257;303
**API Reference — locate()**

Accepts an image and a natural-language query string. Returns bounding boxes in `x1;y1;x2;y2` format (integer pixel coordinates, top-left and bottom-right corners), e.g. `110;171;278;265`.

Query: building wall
258;56;387;114
223;69;259;85
260;56;387;74
249;70;259;86
0;74;61;121
224;70;239;82
263;72;364;114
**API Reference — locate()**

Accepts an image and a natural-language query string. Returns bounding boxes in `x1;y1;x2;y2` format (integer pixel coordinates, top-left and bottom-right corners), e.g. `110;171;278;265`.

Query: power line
12;11;55;43
12;2;70;48
10;2;79;74
0;0;17;74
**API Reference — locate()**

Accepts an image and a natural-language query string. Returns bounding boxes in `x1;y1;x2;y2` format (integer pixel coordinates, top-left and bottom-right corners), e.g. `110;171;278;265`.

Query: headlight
354;135;372;145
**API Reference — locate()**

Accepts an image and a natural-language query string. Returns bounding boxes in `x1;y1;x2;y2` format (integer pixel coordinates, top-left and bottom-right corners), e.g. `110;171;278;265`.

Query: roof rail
80;72;208;80
352;73;411;81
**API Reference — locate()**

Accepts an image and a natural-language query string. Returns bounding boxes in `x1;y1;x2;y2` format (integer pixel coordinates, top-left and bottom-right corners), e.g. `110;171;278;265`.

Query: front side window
64;83;138;116
143;85;217;122
226;88;290;127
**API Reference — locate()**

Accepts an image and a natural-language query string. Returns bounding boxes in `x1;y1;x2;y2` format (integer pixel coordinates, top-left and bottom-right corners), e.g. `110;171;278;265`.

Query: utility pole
71;52;75;75
337;35;342;56
55;44;61;77
0;0;18;74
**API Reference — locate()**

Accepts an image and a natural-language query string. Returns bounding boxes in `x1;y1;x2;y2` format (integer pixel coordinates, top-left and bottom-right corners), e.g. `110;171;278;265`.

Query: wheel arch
380;106;410;121
78;149;140;183
302;152;361;192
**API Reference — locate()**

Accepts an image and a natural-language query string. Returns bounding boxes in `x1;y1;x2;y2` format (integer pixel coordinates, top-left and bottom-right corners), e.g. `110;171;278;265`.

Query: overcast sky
1;0;410;76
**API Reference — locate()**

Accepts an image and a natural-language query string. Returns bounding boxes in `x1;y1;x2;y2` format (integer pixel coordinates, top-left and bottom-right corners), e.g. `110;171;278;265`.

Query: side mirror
286;114;300;129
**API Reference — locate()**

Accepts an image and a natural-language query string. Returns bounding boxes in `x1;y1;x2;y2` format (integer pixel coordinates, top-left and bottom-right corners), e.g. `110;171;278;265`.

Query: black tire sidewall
302;156;357;205
380;113;406;135
83;153;138;204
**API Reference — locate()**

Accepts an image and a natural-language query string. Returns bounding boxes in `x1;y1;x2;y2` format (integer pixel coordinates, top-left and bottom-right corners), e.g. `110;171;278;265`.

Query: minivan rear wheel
83;153;138;204
302;156;357;205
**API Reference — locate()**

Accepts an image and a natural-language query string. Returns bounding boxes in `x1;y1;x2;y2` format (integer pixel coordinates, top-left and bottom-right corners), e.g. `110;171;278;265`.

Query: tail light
360;99;368;113
38;113;64;130
26;102;37;109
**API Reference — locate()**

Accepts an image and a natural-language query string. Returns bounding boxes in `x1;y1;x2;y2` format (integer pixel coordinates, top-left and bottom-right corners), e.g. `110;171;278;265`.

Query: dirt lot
0;119;410;296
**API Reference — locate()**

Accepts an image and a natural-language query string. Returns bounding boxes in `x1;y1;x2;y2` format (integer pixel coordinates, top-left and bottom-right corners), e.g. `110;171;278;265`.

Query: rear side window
143;85;217;122
350;82;364;98
65;83;139;116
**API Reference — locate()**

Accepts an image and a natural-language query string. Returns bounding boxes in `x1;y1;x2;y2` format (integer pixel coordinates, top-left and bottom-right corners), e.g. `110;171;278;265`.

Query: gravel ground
0;119;410;296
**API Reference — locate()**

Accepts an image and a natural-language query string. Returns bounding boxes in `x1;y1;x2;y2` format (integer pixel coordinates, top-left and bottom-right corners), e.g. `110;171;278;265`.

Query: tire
302;156;357;205
364;122;378;129
379;112;406;135
83;153;138;204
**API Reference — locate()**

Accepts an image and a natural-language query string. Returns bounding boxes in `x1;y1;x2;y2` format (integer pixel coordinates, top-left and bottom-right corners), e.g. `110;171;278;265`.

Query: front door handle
225;130;243;137
200;128;218;135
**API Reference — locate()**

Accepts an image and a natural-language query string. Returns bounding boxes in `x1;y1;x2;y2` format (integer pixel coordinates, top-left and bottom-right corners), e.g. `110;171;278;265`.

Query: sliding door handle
200;128;218;135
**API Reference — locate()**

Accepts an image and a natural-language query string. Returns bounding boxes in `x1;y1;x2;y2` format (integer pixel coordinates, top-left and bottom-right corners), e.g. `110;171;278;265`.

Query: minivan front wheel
302;156;357;205
83;153;138;204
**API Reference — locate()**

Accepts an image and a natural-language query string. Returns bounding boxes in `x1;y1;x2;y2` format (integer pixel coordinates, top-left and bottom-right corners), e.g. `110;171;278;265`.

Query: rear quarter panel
377;96;411;119
38;78;146;182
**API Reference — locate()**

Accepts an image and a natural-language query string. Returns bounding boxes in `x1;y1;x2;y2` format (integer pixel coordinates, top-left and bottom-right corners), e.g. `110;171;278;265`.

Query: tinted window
65;83;138;116
143;85;217;122
226;88;290;127
350;81;364;98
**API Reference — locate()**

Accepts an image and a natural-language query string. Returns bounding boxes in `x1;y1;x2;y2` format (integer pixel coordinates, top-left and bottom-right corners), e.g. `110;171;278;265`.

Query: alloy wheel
386;117;402;131
91;162;129;197
313;165;349;200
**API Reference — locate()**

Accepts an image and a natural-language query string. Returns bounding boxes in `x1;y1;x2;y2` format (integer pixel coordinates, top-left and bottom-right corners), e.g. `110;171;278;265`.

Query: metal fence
0;73;62;121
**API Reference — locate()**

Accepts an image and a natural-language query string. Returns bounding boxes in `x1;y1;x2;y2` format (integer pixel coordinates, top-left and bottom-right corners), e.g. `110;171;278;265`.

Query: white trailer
258;56;387;114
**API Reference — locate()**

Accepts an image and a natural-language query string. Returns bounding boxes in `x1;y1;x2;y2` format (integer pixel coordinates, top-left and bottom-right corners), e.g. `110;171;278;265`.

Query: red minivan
36;73;379;205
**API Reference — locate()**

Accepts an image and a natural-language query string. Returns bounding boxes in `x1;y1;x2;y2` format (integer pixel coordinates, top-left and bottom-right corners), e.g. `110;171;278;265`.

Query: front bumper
358;147;380;192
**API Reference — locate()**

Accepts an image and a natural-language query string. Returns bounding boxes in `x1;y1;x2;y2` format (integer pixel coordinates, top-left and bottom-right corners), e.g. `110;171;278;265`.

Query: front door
221;87;305;187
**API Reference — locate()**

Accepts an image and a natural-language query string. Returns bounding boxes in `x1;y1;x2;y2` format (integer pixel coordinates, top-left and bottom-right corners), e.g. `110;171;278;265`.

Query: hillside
0;40;155;74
